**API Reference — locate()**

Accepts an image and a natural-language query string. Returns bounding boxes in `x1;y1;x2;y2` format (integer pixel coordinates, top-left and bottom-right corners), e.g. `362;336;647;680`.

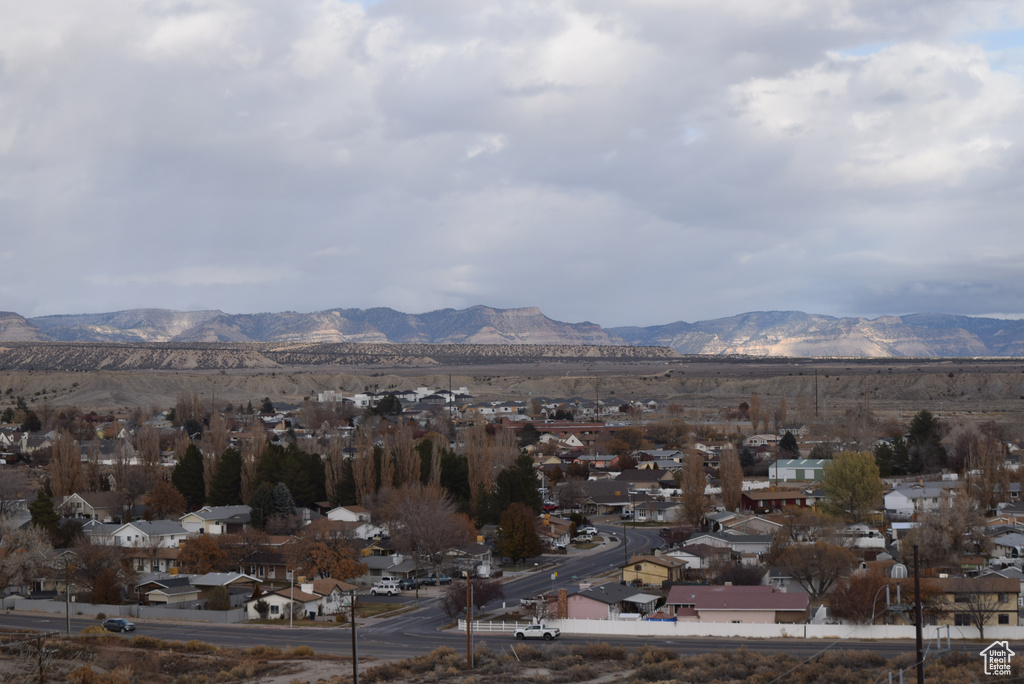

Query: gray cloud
2;0;1023;326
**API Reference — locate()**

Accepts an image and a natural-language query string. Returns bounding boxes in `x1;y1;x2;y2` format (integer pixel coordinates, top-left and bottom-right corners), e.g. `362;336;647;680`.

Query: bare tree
352;428;377;505
675;453;709;525
0;469;32;521
776;541;857;601
904;491;985;567
718;451;743;512
390;423;420;487
966;435;1009;513
48;429;82;498
382;484;474;586
0;522;51;598
136;424;161;490
749;393;761;433
948;578;1011;641
83;439;104;492
240;420;268;502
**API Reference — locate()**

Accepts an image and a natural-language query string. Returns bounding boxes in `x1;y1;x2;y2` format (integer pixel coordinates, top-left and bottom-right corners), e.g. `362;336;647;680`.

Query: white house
109;520;189;548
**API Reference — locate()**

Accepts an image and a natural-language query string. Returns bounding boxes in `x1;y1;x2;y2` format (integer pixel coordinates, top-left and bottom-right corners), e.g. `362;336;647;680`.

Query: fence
462;617;1024;642
7;599;246;624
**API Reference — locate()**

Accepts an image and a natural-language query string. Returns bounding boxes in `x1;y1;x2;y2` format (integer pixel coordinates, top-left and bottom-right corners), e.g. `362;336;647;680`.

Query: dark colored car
434;574;453;585
398;577;423;590
102;618;136;633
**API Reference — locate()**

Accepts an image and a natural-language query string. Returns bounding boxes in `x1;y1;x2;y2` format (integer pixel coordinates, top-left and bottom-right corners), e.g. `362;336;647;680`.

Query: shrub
244;645;281;658
183;640;216;652
290;645;315;657
79;625;107;635
95;613;107;620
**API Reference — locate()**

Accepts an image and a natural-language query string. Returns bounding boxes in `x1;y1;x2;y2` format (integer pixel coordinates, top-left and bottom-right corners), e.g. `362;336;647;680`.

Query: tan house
621;552;686;587
923;576;1020;630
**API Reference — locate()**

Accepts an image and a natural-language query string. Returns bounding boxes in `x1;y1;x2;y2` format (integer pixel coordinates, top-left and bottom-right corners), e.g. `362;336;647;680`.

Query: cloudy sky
3;1;1024;327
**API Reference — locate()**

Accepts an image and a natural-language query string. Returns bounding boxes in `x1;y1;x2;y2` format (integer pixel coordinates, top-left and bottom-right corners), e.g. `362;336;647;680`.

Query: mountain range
2;306;1023;357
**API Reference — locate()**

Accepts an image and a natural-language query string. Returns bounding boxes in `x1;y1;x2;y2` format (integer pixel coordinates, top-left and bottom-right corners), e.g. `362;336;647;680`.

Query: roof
666;585;809;612
190;572;260;587
742;490;810;502
310;578;358;594
185;505;252;522
626;554;686;569
119;520;187;536
570;582;650;605
65;491;125;509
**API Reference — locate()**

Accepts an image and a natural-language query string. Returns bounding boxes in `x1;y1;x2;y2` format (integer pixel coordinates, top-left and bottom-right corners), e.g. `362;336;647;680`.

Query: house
741;490;814;512
536;516;572;549
59;492;125;523
136;576;201;606
109;520;189;548
244;578;358;620
621;552;686;587
633;500;682;523
883;481;963;520
923;576;1019;629
180;505;252;535
613;469;676;492
190;572;261;606
684;531;773;557
564;582;661;620
326;505;371;523
665;584;809;624
665;544;730;575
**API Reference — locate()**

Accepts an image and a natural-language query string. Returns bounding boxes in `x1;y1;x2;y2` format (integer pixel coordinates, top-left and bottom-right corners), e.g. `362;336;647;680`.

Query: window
634;565;642;571
271;605;280;615
998;593;1008;603
999;614;1010;625
954;613;970;626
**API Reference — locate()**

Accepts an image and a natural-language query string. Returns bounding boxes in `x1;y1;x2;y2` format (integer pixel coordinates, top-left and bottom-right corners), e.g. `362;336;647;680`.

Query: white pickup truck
514;624;561;640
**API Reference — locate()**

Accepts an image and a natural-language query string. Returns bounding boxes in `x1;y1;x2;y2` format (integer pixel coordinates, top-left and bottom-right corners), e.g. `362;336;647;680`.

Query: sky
3;1;1024;328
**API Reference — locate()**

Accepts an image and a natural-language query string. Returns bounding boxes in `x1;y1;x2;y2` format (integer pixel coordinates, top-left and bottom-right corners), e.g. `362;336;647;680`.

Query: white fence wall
464;618;1024;642
8;599;245;624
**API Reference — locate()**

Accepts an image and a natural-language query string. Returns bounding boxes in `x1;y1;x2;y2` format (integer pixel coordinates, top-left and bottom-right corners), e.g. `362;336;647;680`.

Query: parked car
541;503;558;512
370;582;402;596
398;577;423;590
433;574;453;585
572;534;593;543
619;510;634;519
514;624;560;640
102;618;135;633
578;526;598;536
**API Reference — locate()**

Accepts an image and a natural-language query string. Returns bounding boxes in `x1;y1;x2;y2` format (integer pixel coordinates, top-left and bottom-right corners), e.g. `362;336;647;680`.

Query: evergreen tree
271;482;295;518
172;444;206;511
207;448;243;506
249;482;275;530
28;488;60;543
492;452;543;513
330;458;358;506
778;431;800;458
440;450;472;512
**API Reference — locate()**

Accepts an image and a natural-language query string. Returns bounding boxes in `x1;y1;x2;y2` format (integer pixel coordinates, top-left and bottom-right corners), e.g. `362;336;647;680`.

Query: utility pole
350;589;358;684
914;545;924;684
465;578;473;669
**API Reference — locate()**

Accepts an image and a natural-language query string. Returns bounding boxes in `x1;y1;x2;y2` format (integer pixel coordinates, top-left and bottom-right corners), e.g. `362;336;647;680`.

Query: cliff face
15;307;1024;357
0;312;45;341
608;311;1024;357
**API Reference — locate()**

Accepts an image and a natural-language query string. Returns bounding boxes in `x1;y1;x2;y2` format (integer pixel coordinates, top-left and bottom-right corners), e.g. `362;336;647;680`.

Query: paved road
0;522;964;663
